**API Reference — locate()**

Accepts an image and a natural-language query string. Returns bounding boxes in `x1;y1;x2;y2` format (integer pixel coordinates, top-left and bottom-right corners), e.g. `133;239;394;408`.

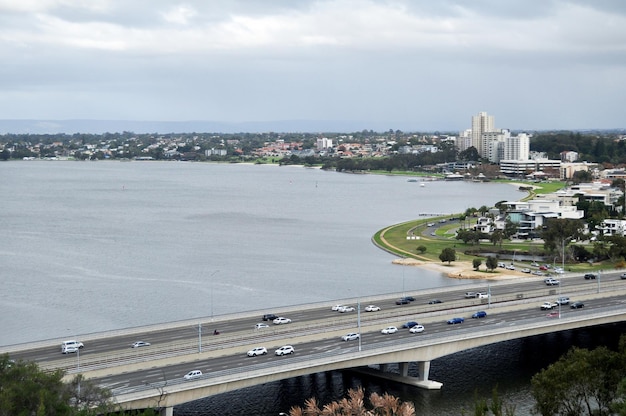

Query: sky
1;0;625;132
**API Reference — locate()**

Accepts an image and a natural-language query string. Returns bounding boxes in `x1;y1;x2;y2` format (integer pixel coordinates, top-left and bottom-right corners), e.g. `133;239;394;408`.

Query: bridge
3;272;626;416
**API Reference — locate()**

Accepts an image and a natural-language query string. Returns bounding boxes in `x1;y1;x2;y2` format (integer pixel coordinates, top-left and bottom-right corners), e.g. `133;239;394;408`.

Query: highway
3;270;625;395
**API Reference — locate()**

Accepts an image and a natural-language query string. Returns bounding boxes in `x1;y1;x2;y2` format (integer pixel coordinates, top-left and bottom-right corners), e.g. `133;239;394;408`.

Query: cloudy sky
1;0;625;132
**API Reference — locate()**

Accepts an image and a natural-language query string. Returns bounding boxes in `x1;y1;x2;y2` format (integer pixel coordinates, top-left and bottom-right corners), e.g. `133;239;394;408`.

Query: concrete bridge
111;304;625;415
4;276;626;416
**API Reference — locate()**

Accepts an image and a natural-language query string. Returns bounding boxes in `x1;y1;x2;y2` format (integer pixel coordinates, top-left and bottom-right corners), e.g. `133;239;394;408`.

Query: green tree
540;218;585;257
0;354;118;416
439;247;456;265
472;258;482;271
485;256;498;271
531;344;625;416
416;245;427;254
490;229;504;247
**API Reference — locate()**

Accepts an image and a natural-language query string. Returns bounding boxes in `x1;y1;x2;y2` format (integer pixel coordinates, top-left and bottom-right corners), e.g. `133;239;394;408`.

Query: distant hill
0;119;432;135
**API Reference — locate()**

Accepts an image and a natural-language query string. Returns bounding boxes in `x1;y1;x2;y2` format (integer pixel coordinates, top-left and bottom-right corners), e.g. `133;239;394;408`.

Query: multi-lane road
3;271;626;394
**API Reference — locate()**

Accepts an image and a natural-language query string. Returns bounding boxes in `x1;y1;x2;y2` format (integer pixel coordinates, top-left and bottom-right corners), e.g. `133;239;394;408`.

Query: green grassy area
373;180;620;272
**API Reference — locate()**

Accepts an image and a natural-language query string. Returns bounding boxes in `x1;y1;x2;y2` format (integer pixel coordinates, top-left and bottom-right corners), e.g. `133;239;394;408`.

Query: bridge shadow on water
174;323;625;416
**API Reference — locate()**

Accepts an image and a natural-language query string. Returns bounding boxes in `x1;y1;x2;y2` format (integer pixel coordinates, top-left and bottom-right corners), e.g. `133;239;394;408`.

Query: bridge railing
111;306;626;403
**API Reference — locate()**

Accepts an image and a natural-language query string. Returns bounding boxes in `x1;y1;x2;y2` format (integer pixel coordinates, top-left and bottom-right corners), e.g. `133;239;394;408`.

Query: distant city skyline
1;1;625;133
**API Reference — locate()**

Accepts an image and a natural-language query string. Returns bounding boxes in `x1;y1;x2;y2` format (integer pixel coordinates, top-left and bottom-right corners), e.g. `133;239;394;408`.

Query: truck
540;301;558;310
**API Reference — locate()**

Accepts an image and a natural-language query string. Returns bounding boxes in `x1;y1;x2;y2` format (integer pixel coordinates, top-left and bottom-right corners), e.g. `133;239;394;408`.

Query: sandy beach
391;257;531;280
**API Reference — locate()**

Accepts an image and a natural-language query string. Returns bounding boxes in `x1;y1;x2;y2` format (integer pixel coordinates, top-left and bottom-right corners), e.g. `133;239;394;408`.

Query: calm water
1;161;620;415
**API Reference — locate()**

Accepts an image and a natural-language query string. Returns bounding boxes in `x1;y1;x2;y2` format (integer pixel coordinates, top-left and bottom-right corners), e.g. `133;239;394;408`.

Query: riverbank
391;258;531;280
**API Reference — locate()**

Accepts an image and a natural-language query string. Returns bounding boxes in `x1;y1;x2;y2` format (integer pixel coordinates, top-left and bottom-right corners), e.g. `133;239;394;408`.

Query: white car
541;302;558;310
338;306;355;313
505;264;515;270
409;324;425;333
247;346;268;357
381;326;398;334
273;317;292;325
183;370;203;380
131;341;151;348
275;345;295;356
254;323;269;330
331;305;344;311
476;292;490;299
341;333;360;341
364;305;380;312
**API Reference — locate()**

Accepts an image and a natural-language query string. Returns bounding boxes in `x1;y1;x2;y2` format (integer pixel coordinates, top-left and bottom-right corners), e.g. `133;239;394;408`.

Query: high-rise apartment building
471;111;495;157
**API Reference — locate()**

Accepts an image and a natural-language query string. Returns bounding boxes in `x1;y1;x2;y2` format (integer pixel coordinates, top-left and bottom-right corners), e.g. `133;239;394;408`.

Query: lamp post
558;281;561;319
357;299;362;352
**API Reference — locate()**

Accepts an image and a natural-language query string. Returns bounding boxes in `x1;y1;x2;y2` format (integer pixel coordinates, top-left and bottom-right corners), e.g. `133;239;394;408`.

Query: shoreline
391;257;531;280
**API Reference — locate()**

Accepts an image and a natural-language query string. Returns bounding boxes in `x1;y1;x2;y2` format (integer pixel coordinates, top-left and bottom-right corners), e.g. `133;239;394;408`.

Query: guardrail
43;278;626;376
111;306;626;402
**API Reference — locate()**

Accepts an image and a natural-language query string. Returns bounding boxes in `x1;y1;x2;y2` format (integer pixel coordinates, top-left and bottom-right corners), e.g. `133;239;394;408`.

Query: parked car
541;302;558;310
553;267;564;274
341;333;360;341
447;317;464;324
544;278;560;286
364;305;380;312
275;345;295;356
428;299;442;304
472;310;487;318
409;324;425;333
531;262;540;267
505;264;515;270
184;370;203;380
570;301;585;309
262;313;278;321
555;296;570;305
131;341;151;348
532;270;545;276
401;321;419;328
254;323;269;330
521;268;531;273
584;273;597;280
337;306;355;313
498;262;506;268
272;317;292;325
381;326;398;334
247;346;268;357
539;265;548;271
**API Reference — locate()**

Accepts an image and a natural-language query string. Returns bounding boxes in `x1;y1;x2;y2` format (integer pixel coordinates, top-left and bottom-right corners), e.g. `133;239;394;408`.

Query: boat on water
444;173;464;181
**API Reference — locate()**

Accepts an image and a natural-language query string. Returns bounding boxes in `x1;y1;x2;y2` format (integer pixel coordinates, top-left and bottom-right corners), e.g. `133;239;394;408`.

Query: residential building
471;111;495;157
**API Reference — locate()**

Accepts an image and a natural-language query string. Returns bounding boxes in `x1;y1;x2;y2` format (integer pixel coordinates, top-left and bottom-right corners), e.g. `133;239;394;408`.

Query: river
1;160;621;415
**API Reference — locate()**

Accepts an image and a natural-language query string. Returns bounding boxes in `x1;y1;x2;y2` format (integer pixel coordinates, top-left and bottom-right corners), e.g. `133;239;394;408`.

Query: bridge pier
159;407;173;416
353;361;443;390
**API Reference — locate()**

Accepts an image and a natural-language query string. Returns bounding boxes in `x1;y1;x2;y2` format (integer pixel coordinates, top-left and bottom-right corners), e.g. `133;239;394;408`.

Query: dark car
472;311;487;319
402;296;415;302
621;273;626;280
428;299;442;304
395;298;410;305
447;317;465;324
570;301;585;309
584;273;597;280
262;314;278;321
401;321;419;328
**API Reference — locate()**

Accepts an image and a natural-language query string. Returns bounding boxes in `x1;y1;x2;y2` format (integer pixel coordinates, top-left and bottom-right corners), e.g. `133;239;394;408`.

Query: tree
472;258;482;271
416;245;427;254
0;354;119;416
439;247;456;265
531;343;625;416
540;218;585;256
490;229;504;247
485;256;498;271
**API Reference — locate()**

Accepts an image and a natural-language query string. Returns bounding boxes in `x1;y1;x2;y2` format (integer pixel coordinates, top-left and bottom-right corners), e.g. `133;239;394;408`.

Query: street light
357;299;362;352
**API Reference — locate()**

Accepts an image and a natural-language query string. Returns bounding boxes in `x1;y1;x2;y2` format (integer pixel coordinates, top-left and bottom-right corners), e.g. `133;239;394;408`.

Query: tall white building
471;111;495;157
503;133;530;161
